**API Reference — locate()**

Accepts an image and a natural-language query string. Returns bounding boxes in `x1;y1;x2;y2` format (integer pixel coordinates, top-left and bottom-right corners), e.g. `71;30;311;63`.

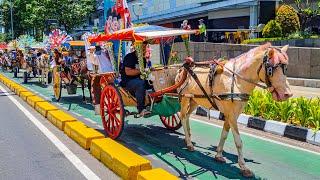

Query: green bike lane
3;71;320;180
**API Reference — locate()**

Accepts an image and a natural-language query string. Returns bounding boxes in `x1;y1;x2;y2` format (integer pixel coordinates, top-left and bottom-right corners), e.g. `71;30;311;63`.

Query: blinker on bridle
259;48;288;88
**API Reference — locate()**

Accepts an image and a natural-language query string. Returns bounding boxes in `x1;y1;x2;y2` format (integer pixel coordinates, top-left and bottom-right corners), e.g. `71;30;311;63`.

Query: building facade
127;0;280;42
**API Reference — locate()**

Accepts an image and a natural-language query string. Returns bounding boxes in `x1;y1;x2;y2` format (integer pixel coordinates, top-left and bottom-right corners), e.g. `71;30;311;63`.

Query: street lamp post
10;0;13;40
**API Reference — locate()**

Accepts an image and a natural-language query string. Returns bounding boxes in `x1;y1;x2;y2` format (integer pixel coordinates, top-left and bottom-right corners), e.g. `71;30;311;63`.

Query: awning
0;43;7;49
90;25;198;43
69;41;85;46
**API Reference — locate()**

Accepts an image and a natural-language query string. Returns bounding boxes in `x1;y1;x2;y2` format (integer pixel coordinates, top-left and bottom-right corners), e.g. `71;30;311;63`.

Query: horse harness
182;48;288;110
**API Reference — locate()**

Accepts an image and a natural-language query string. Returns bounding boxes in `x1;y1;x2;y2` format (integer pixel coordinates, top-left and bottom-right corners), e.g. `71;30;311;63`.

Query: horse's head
258;45;293;101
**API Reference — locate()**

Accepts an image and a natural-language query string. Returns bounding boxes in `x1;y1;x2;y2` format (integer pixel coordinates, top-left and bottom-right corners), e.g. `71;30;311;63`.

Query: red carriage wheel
160;113;182;131
100;85;125;139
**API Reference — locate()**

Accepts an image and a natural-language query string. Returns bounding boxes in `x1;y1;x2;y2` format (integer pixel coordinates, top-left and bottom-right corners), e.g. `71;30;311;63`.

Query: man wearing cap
120;42;151;117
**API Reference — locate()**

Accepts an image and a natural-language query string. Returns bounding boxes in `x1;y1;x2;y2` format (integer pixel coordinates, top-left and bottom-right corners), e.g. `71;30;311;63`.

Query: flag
115;0;132;28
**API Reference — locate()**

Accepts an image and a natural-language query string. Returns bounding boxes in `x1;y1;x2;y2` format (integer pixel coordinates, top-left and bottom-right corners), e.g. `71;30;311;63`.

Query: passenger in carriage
95;45;113;73
120;41;151;117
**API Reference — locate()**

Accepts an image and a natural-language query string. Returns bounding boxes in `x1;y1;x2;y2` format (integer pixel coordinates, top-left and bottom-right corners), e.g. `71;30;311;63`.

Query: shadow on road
116;122;263;180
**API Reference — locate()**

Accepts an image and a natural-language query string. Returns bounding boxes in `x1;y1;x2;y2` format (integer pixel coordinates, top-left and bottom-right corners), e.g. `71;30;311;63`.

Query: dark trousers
125;78;146;113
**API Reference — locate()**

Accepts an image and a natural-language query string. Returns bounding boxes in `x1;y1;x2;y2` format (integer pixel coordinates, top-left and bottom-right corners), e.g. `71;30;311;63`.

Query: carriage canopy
89;25;198;43
0;43;7;50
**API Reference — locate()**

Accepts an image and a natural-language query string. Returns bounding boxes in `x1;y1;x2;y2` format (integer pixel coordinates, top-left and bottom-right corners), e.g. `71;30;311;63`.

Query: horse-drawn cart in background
52;39;91;102
89;25;197;139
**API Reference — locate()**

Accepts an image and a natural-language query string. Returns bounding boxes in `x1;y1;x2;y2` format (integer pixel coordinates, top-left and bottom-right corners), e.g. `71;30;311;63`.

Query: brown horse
176;43;292;177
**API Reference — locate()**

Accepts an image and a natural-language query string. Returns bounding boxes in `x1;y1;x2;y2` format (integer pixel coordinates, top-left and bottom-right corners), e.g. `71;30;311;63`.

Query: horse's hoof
241;169;253;178
214;156;226;163
187;145;195;151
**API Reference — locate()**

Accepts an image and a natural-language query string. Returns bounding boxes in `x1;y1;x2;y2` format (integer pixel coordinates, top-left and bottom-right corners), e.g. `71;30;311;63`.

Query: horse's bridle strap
214;60;269;89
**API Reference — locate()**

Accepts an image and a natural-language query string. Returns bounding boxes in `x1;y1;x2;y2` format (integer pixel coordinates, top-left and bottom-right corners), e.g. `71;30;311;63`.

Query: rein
213;59;269;89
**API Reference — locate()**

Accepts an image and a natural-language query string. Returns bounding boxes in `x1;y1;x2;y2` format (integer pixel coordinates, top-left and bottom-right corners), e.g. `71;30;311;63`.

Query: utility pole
10;0;13;40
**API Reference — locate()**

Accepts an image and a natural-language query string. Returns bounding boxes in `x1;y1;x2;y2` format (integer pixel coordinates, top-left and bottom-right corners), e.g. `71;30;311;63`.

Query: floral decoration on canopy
17;35;36;49
48;29;72;50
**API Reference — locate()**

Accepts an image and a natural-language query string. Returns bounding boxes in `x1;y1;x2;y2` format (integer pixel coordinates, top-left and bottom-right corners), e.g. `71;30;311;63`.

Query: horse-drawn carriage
52;40;91;102
88;25;198;139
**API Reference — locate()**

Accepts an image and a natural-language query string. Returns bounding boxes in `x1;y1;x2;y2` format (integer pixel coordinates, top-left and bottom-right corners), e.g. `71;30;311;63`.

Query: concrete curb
0;73;176;179
195;107;320;146
287;77;320;88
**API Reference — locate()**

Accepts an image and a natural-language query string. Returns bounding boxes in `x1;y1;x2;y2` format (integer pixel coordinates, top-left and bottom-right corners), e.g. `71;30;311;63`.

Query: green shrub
276;5;301;36
242;37;282;44
244;90;320;132
287;31;304;39
276;100;294;123
308;98;320;132
293;97;311;127
262;20;282;38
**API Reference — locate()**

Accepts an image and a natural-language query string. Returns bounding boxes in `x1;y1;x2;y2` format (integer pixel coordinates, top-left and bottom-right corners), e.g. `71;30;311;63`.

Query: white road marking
84;118;97;124
73;112;82;117
0;84;101;180
191;118;320;156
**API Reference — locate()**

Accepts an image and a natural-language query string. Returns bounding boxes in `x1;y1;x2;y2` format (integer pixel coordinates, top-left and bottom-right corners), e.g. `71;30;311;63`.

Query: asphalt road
1;71;320;180
0;83;118;179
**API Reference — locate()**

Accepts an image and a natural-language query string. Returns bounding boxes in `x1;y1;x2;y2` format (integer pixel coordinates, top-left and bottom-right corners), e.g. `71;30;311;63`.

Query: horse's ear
281;45;289;53
268;48;275;58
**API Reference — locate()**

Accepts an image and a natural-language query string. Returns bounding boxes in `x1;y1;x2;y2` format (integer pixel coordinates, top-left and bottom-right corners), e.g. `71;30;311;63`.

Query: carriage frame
89;25;197;139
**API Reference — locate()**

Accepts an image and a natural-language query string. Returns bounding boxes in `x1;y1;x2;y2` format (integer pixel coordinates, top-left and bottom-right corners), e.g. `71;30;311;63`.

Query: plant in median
245;90;265;117
308;98;320;132
261;92;278;120
293;97;312;127
276;100;294;123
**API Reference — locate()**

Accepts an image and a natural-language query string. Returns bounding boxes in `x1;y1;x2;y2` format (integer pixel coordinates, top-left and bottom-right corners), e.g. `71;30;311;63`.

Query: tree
44;0;96;32
294;0;320;32
276;5;300;36
0;0;96;39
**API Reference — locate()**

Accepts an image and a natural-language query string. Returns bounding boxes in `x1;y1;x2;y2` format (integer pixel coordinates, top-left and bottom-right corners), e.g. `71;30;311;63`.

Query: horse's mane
230;43;271;70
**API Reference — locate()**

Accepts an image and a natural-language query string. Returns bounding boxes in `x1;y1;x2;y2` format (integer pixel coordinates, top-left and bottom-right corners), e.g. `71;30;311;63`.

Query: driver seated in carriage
53;48;73;85
120;41;152;117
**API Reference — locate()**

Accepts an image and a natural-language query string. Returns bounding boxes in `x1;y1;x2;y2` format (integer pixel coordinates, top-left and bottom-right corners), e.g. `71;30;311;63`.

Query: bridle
257;48;288;88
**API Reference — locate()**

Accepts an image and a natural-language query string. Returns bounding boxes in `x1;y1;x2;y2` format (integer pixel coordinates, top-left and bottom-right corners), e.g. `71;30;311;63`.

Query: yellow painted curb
71;128;104;149
137;168;178;180
15;87;29;95
9;83;19;91
35;102;58;117
97;138;152;180
20;91;36;101
64;121;86;137
47;110;77;130
26;96;46;108
90;138;106;160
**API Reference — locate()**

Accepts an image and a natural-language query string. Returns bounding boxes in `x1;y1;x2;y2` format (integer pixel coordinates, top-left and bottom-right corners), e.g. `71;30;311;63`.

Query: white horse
176;43;292;177
37;54;51;85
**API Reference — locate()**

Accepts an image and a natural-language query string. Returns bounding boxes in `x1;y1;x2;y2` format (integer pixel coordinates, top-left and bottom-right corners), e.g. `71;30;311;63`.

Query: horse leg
186;101;197;140
81;79;86;102
215;121;230;163
87;77;92;103
229;115;253;177
180;97;194;151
